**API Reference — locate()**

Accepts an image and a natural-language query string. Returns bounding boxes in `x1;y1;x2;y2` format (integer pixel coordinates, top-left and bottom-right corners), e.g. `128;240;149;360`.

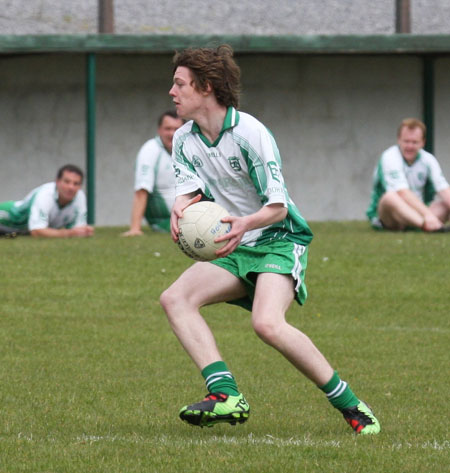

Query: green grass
0;222;448;472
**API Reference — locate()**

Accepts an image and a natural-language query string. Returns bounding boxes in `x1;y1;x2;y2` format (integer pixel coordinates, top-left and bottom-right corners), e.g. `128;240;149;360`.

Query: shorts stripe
292;244;306;293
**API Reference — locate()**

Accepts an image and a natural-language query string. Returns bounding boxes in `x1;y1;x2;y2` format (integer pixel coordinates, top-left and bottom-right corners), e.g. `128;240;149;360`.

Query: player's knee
378;191;400;209
252;317;283;345
159;287;178;316
160;285;198;320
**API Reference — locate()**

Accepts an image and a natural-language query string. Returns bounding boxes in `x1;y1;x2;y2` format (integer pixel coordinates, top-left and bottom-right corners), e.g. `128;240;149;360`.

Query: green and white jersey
367;145;449;220
172;107;313;247
134;136;175;226
0;182;87;231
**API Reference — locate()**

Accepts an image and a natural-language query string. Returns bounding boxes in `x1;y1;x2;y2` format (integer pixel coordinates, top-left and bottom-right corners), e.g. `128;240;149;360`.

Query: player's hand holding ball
176;200;231;261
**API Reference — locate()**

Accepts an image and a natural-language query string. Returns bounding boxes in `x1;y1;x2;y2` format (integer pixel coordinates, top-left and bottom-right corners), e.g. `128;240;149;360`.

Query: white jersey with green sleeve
367;145;450;220
134;136;175;223
3;182;87;231
172;107;312;247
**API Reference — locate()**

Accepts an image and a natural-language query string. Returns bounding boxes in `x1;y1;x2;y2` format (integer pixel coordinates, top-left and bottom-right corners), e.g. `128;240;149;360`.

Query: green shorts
211;240;309;312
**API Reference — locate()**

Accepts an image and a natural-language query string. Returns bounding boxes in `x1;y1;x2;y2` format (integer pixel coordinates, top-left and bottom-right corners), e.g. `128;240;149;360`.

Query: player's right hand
422;213;443;232
71;225;95;237
170;193;202;242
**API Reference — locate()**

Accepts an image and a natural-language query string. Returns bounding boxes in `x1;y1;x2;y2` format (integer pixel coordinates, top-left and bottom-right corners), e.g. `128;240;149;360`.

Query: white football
177;201;231;261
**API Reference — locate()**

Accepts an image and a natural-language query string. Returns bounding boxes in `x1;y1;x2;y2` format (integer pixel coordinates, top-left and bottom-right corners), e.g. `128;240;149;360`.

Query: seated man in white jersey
0;164;94;238
159;45;380;435
121;110;183;236
367;118;450;232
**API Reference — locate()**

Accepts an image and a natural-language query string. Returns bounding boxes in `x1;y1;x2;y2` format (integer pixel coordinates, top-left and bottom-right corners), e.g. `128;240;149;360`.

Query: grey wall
1;0;450;34
1;53;449;224
1;0;450;225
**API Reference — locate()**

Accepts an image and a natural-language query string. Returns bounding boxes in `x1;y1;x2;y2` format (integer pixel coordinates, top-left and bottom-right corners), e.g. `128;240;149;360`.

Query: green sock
319;371;359;410
201;361;240;396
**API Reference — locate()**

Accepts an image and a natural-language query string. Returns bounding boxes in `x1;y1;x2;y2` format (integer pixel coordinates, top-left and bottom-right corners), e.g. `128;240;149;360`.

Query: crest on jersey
192;155;204;167
228;156;241;171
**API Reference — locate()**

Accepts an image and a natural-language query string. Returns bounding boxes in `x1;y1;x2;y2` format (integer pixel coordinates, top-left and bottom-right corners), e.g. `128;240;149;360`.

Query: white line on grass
74;433;341;447
12;433;450;451
72;434;450;451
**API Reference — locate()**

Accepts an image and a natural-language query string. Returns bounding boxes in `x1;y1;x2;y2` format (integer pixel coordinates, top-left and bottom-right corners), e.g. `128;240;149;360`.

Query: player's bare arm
438;187;450;212
121;189;148;236
31;226;94;238
215;203;287;257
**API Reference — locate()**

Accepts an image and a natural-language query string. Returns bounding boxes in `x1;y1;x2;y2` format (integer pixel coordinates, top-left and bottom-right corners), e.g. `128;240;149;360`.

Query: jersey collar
155;135;170;154
54;183;74;209
191;107;240;147
397;145;422;166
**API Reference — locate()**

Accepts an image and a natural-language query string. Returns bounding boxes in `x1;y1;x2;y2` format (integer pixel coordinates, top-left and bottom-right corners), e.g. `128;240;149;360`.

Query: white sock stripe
206;376;232;389
205;374;233;389
327;381;348;399
205;371;232;383
326;381;343;398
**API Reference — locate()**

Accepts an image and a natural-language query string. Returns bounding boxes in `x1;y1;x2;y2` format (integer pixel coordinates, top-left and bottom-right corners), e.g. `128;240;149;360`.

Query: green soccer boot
179;392;250;428
340;400;381;435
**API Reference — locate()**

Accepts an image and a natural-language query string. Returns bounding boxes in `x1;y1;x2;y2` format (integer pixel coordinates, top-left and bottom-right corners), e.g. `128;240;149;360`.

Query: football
177;201;231;261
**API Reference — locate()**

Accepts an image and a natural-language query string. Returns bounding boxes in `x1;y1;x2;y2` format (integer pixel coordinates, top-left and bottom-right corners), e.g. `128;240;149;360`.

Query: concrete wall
1;1;450;225
1;53;449;224
1;0;450;35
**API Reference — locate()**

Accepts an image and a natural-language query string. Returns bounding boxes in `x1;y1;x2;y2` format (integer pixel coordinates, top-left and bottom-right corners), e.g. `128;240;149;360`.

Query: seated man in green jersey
0;164;94;238
367;118;450;232
121;110;184;236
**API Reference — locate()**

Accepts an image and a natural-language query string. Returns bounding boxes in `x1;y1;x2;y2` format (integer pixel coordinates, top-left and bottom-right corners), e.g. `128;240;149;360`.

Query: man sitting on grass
0;164;94;238
367;118;450;232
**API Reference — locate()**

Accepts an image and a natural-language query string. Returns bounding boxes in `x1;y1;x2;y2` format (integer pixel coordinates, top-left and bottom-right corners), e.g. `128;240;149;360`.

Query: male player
121;110;183;236
0;164;93;238
160;45;380;435
367;118;450;231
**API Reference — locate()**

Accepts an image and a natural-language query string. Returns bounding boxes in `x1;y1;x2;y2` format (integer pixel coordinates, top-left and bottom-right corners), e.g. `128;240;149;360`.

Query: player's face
158;115;183;153
56;171;82;206
397;126;425;164
169;66;204;121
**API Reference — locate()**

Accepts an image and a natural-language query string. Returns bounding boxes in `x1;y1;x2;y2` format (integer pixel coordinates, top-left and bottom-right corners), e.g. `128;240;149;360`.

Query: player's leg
251;272;380;435
377;191;423;230
0;224;17;236
0;201;18;236
251;272;333;384
0;201;29;236
429;198;450;224
160;262;250;427
160;261;247;368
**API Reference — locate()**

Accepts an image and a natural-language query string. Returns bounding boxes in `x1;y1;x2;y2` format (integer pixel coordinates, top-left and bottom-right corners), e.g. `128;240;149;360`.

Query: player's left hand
214;215;248;257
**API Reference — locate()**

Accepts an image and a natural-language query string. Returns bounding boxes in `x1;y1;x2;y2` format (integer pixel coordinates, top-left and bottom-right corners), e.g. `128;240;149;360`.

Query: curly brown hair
173;44;241;109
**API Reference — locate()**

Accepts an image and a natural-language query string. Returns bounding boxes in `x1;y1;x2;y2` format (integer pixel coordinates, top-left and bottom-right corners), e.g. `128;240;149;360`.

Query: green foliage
0;223;448;472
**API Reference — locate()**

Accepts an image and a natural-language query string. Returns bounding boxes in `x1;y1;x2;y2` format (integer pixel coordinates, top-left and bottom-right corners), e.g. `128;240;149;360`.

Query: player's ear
203;81;213;96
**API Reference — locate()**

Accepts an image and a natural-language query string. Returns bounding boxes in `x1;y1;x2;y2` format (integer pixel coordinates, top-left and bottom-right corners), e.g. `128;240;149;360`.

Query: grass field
0;222;448;472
